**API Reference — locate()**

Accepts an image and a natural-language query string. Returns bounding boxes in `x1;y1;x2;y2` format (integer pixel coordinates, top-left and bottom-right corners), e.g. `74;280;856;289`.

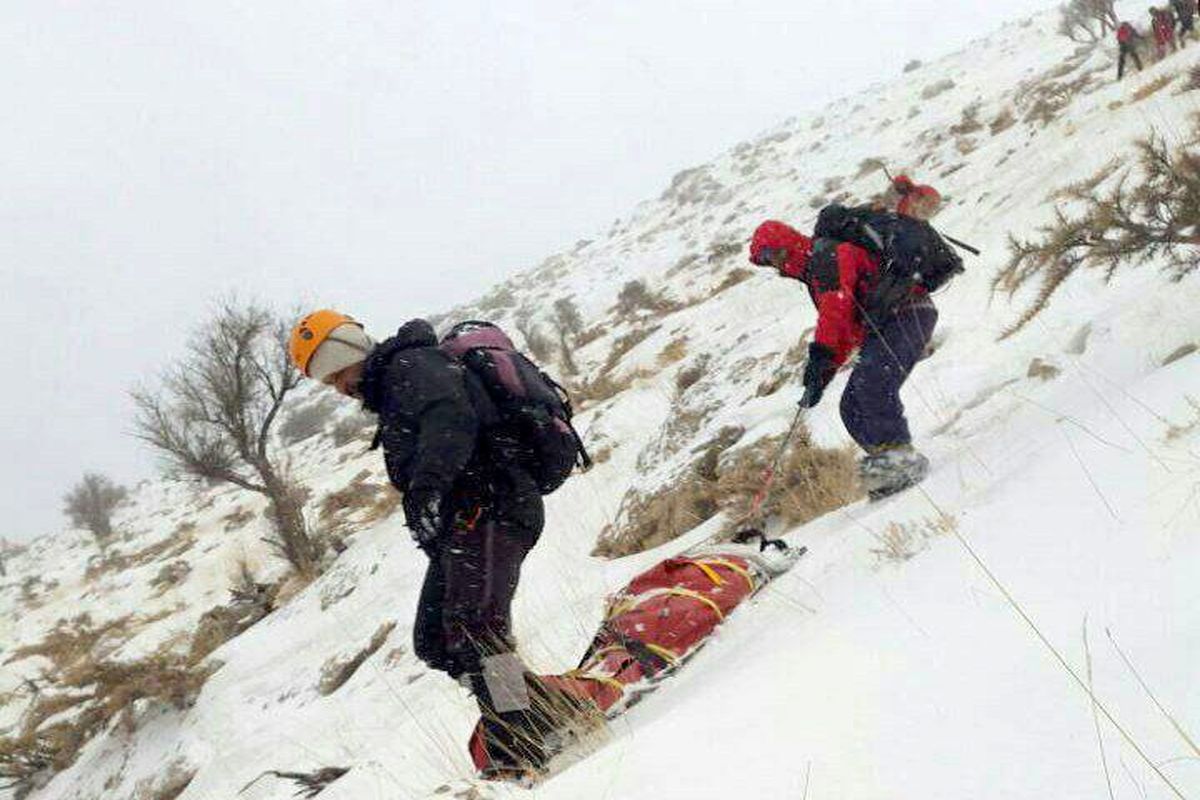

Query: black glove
800;343;837;409
403;487;444;545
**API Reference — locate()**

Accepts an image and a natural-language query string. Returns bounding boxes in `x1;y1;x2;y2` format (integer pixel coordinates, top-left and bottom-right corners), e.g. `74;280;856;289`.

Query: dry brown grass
318;621;396;695
595;424;861;557
869;514;956;565
1026;358;1062;381
711;268;754;295
133;759;195;800
1132;74;1175;103
675;355;710;395
657;337;689;367
717;431;862;533
149;560;192;594
1;620;216;795
989;107;1017;135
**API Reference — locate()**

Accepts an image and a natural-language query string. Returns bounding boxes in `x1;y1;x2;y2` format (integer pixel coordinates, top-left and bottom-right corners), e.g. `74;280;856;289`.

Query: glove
800;343;837;409
403;487;444;545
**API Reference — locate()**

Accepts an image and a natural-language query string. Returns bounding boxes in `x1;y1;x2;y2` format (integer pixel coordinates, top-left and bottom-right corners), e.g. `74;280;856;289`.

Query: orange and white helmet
289;309;374;381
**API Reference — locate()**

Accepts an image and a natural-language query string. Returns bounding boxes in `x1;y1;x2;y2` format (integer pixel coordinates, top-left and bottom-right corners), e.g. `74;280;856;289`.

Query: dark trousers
840;301;938;452
1118;43;1144;78
412;512;540;685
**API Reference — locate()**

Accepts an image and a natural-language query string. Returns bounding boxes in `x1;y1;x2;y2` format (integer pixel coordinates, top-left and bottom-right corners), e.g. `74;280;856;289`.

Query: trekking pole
734;407;807;550
942;233;982;256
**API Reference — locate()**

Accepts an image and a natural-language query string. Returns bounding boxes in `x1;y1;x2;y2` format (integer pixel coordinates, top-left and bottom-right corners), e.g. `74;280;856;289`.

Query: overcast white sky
1;0;1052;541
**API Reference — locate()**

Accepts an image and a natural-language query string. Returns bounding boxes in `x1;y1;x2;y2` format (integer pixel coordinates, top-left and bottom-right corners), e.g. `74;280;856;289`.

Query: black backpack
441;321;591;495
814;204;964;318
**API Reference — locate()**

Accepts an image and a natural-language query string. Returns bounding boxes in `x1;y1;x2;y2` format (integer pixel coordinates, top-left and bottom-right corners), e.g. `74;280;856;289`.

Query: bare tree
63;473;127;552
551;297;584;376
131;298;322;576
995;132;1200;337
1057;0;1118;42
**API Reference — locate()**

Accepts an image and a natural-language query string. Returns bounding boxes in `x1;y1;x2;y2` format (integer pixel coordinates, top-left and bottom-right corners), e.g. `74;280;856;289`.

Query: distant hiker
889;175;942;221
1173;0;1196;41
1151;6;1178;56
1117;22;1146;77
289;311;593;776
749;212;961;499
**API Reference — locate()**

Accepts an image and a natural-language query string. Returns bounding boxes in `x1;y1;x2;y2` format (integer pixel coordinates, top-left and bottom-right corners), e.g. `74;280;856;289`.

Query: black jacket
360;319;543;531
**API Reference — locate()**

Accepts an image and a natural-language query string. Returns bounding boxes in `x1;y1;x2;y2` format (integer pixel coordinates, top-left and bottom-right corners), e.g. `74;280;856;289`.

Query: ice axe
733;407;807;552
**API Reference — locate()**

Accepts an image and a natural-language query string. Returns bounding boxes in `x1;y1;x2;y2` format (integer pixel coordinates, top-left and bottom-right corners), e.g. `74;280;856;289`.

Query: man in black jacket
289;310;578;773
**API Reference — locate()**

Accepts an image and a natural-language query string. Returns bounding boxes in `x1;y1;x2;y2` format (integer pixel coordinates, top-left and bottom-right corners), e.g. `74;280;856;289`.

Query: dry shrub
1026;357;1062;380
601;326;659;375
1166;396;1200;441
996;129;1200;336
1162;343;1198;366
318;621;396;695
675;355;711;395
319;471;400;532
319;471;378;520
920;79;956;100
717;431;861;533
149;560;192;594
222;506;254;532
657;338;688;367
6;614;132;674
88;524;200;581
614;280;679;317
188;560;278;664
595;424;859;557
903;59;923;73
0;619;215;796
949;103;984;136
575;324;608;348
573;370;637;408
1049;157;1121;201
1187;64;1200;92
593;475;721;557
712;268;754;295
706;239;742;264
989;107;1017;135
870;514;956;565
477;285;516;314
1132;74;1175;103
134;759;195;800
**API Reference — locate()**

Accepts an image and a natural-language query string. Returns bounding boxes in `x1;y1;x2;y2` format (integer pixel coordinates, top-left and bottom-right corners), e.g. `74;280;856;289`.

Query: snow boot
859;445;930;501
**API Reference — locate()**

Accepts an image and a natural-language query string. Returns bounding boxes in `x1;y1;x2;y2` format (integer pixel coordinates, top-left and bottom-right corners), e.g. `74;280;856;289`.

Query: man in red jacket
1117;22;1145;79
749;220;937;498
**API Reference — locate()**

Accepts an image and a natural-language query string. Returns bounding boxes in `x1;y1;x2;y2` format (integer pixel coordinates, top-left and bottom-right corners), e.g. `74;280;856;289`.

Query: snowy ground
3;3;1200;798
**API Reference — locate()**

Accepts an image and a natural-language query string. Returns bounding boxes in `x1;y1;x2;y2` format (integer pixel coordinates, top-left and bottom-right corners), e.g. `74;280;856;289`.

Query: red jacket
1118;22;1136;43
750;220;877;366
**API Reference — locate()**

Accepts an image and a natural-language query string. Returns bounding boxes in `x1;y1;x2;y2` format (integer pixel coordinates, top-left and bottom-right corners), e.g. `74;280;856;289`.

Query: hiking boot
860;446;930;501
478;677;605;775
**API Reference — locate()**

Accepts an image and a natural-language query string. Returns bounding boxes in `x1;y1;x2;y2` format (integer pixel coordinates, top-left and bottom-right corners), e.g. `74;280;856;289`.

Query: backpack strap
540;371;593;471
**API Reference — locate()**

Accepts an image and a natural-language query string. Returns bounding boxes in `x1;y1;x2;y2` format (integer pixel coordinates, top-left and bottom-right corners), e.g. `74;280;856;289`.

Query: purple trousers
839;300;938;452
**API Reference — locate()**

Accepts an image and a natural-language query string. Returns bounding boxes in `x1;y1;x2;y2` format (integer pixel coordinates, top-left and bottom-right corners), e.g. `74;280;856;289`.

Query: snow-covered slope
4;4;1200;798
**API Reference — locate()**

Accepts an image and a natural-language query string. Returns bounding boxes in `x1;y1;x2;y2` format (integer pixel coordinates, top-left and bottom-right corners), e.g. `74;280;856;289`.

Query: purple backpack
441;321;591;494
